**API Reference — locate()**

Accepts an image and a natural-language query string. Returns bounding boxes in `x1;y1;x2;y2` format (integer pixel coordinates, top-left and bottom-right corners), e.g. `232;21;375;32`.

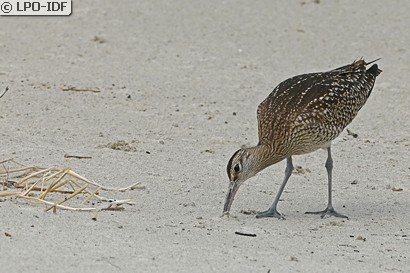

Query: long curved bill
222;181;240;215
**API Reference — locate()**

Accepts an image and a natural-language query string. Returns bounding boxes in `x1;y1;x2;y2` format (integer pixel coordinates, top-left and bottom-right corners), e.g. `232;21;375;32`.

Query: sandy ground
1;0;410;272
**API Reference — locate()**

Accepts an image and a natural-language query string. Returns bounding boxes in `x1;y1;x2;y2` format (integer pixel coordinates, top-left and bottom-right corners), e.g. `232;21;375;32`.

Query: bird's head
223;148;260;214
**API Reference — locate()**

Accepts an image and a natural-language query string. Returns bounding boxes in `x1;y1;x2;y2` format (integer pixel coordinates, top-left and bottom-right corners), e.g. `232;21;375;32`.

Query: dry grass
0;159;144;213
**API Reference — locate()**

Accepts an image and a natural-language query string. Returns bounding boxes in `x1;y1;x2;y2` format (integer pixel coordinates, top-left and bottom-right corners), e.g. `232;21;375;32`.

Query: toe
256;210;284;219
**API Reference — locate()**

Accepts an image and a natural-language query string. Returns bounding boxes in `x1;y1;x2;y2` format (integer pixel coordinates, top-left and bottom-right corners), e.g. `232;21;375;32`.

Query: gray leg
305;147;348;219
256;157;294;219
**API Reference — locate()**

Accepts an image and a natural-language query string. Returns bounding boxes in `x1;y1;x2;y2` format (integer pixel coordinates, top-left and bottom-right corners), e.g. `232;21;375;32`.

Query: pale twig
17;167;56;184
45;184;88;212
62;87;100;93
99;199;135;211
17;196;97;211
68;178;134;204
0;191;21;197
0;159;35;175
1;163;10;191
15;185;74;194
64;154;92;159
67;169;144;191
101;204;125;211
38;168;71;200
68;179;100;199
0;158;15;165
83;186;101;204
67;179;119;204
21;176;48;196
0;166;37;175
47;180;69;194
43;167;70;183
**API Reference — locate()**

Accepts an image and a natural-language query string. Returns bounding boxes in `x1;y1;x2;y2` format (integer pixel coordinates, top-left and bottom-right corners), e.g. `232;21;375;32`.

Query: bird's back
257;59;381;155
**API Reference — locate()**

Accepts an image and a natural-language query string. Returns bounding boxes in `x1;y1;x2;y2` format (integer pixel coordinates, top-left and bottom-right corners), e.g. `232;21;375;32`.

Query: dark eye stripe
227;149;241;179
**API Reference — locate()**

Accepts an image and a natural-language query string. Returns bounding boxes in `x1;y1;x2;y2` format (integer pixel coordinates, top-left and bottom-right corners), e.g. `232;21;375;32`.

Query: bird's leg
305;147;348;219
256;157;293;219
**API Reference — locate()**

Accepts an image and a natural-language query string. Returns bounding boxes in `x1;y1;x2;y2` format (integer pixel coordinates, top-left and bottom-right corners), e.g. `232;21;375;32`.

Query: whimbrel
223;58;381;219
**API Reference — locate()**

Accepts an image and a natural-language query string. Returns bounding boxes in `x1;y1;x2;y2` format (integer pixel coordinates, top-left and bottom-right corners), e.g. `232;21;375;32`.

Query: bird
223;58;382;219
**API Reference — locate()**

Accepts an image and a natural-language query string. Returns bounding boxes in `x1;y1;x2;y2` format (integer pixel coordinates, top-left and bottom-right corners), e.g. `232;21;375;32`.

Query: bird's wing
257;72;332;145
256;60;371;146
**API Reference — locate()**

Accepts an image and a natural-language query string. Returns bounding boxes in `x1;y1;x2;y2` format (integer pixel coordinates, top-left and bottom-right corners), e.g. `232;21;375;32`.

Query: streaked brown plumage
223;58;382;219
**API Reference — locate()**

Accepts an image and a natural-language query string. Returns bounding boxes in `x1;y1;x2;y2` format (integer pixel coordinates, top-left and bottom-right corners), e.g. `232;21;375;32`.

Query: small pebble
392;187;403;192
290;256;299;262
356;235;366;241
351;180;358;185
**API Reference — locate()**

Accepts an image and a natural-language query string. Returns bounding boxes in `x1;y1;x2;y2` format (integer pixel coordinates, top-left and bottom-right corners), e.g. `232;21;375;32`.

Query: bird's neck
246;144;287;173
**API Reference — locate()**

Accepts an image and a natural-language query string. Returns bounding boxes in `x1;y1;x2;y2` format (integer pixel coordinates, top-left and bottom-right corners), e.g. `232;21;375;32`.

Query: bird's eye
234;163;241;172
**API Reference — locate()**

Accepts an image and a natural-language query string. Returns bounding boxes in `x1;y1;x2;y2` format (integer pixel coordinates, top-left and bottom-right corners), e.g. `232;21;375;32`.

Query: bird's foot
256;208;285;219
305;206;348;219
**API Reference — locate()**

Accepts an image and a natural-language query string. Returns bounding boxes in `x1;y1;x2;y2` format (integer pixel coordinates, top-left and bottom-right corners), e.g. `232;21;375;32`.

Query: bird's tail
367;64;382;77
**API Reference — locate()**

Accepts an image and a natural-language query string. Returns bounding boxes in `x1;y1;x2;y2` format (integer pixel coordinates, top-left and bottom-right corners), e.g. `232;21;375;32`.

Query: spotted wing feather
257;59;381;155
